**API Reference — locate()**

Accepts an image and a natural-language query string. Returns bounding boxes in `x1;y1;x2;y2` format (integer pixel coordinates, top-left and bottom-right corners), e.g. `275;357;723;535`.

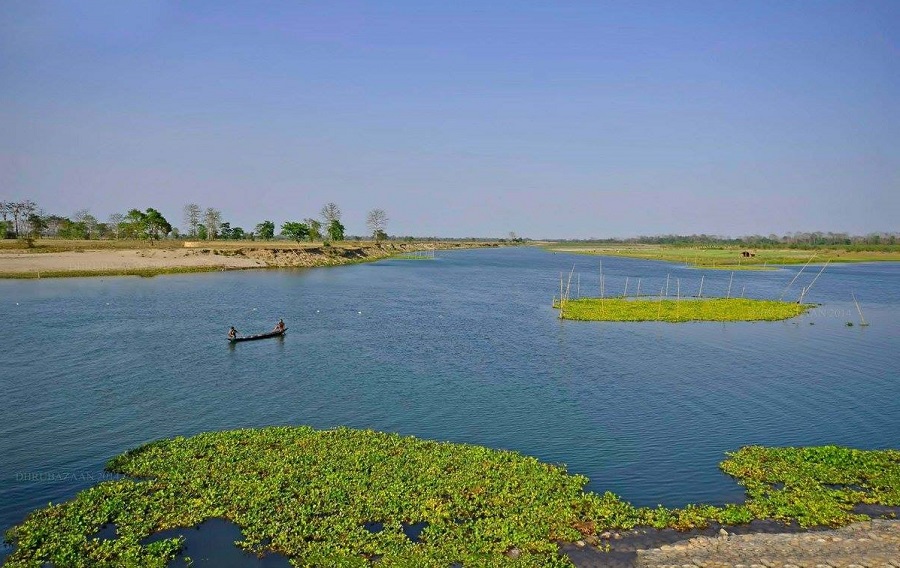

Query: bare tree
183;203;201;237
203;208;222;240
107;213;124;239
366;209;388;241
12;200;37;237
320;202;342;224
73;209;98;239
9;201;28;236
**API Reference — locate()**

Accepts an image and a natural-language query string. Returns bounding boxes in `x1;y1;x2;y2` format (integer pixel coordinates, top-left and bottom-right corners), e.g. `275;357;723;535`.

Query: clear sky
2;1;898;238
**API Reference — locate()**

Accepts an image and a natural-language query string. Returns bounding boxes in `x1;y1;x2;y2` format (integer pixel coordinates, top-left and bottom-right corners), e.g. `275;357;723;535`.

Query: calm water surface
2;247;899;556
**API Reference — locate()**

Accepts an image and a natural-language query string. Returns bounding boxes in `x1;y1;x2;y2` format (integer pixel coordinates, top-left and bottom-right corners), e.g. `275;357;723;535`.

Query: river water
2;247;898;558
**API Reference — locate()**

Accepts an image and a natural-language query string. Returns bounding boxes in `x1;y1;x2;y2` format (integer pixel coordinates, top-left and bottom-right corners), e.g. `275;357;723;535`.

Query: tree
122;209;147;239
107;213;124;239
281;221;310;244
303;218;322;242
0;201;12;238
231;226;246;240
366;209;388;241
219;222;232;240
197;224;208;240
21;201;37;234
43;215;68;237
255;220;275;240
327;219;345;241
203;208;221;240
73;209;98;239
320;202;342;225
26;212;46;238
144;208;172;240
8;202;22;236
183;203;201;237
8;200;37;237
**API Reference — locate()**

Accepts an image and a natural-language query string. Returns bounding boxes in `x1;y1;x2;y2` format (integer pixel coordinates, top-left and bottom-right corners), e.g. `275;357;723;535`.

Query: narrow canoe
228;328;287;343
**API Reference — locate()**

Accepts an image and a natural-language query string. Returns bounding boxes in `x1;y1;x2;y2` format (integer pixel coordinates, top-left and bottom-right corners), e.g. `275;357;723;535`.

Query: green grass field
554;297;811;322
4;428;898;567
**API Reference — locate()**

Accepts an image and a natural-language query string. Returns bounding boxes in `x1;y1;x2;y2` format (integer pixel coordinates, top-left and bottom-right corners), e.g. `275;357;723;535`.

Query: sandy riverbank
0;241;498;277
0;248;264;275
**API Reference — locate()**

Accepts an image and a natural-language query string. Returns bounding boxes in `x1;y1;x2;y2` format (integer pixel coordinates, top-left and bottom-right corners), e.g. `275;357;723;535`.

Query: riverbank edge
0;241;501;279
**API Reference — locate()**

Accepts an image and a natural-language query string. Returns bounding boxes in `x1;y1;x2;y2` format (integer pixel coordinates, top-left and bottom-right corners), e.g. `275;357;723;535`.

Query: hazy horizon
2;1;898;238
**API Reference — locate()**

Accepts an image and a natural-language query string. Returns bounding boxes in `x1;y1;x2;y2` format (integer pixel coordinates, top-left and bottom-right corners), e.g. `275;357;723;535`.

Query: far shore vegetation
545;233;900;269
1;199;526;247
554;297;812;322
4;427;899;567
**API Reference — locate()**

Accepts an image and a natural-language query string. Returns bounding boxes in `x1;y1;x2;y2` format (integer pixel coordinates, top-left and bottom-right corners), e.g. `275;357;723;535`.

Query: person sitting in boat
228;326;238;339
273;319;285;332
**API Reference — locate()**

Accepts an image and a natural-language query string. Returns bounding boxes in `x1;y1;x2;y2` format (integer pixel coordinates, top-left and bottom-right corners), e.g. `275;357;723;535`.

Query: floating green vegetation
3;427;589;567
554;297;812;322
720;445;900;527
4;429;899;567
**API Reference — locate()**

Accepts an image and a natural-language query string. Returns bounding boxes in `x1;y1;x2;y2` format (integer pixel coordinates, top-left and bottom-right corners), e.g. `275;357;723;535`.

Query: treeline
0;201;173;241
564;232;899;249
0;200;392;243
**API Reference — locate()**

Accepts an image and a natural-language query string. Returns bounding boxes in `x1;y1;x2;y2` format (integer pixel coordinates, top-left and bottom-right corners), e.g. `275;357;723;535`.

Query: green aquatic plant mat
4;429;899;567
4;427;587;567
555;297;812;322
719;445;900;528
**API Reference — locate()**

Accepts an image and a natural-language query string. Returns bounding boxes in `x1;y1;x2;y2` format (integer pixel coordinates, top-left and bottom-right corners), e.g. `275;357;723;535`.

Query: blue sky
1;1;898;238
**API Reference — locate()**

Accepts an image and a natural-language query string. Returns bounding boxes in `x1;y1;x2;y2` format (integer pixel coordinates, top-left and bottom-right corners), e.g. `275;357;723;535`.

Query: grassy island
554;297;812;322
4;427;899;567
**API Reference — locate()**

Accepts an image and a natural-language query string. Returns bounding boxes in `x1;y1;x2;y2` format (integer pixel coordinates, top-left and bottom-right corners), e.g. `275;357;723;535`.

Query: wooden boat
228;328;287;343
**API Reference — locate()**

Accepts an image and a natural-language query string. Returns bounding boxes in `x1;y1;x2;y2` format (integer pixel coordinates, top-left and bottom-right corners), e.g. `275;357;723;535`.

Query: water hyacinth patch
4;427;588;567
719;445;900;528
3;428;899;567
554;298;812;322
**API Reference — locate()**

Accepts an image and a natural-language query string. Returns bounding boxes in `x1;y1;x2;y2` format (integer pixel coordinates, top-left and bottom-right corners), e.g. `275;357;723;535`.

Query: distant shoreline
0;240;500;279
544;243;900;270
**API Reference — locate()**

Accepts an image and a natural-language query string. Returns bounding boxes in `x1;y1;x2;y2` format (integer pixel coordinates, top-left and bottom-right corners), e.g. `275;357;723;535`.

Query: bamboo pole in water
665;273;670;297
698;275;704;298
851;292;869;326
799;260;829;303
561;264;576;319
780;254;817;301
726;271;734;299
577;273;580;298
657;285;664;320
676;278;681;321
560;272;563;306
623;276;629;298
636;278;642;297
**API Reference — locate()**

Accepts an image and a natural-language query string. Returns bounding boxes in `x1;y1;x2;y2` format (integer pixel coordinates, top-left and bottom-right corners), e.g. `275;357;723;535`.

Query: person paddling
228;326;238;339
273;319;285;332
